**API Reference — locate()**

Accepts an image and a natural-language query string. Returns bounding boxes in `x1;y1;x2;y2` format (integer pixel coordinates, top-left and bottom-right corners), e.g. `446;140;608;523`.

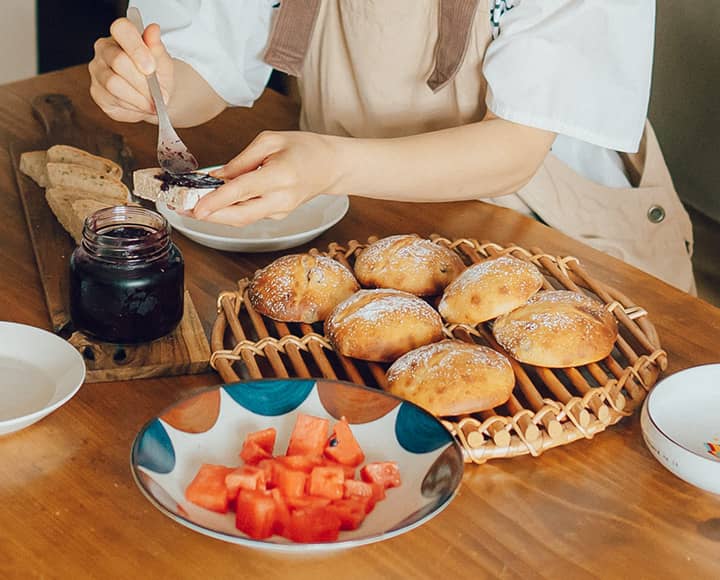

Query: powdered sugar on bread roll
492;290;618;367
385;339;515;416
248;254;359;323
324;289;444;362
438;255;544;325
354;234;466;296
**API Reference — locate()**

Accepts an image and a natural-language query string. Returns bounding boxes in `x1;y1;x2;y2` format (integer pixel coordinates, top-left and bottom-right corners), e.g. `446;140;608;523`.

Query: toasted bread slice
68;199;115;244
46;190;112;244
19;150;49;187
47;144;123;179
46;162;129;203
133;167;222;211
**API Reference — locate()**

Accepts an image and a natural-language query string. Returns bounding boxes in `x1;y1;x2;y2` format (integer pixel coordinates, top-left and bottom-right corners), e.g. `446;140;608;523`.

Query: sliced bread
133;167;223;211
46;162;129;203
46;190;112;244
19;150;49;187
46;144;123;179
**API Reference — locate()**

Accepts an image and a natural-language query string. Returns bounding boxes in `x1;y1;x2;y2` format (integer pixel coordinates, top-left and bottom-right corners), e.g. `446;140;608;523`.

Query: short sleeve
128;0;275;107
483;0;655;152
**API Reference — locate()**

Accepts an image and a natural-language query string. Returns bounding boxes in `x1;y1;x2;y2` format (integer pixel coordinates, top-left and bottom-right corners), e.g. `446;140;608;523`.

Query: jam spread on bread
155;171;224;192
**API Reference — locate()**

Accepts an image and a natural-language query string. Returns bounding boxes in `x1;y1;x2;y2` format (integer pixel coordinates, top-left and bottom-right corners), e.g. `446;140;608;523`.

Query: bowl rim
0;321;86;429
644;363;720;464
129;377;465;551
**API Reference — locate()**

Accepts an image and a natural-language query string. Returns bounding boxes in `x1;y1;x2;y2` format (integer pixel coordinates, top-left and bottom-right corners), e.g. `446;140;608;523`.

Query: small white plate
0;322;85;436
158;194;349;253
641;363;720;494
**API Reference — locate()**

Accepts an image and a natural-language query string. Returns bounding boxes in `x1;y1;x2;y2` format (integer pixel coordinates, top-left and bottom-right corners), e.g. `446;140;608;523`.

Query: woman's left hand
192;130;346;226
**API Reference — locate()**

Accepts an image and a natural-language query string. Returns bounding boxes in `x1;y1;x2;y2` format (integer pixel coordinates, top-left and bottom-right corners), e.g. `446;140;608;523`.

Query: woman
89;0;695;292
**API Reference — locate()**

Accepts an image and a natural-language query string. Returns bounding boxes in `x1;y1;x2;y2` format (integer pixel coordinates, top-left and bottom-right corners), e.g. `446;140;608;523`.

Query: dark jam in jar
69;206;184;344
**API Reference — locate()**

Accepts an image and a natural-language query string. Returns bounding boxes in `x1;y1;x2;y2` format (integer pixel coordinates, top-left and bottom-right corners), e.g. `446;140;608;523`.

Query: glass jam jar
69;206;184;344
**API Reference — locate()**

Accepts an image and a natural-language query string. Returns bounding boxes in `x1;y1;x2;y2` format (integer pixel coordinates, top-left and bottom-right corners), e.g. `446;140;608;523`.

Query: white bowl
158;194;349;253
0;322;86;436
640;363;720;494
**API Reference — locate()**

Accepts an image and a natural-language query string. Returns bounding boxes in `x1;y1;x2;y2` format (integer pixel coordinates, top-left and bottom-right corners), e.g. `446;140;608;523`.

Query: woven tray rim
210;235;666;464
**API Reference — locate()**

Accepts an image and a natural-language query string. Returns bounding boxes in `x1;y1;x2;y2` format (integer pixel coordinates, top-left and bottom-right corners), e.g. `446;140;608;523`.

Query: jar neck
81;206;172;264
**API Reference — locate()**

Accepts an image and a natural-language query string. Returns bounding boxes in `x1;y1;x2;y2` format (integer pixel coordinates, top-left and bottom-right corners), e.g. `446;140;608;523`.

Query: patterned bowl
641;363;720;495
131;379;464;552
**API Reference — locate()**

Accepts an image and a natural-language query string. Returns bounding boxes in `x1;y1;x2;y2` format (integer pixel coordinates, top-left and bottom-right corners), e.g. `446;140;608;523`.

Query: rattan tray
210;236;666;464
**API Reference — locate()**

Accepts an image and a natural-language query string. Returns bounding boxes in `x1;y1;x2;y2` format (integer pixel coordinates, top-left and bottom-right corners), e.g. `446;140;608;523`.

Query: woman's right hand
89;17;174;123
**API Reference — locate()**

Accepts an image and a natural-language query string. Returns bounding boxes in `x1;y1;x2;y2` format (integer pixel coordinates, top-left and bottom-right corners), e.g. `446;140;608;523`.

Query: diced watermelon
324;417;365;467
244;427;277;453
270;488;290;535
286;413;330;457
285;507;341;543
308;466;344;500
185;464;234;513
275;454;323;474
275;466;308;498
225;465;267;499
240;440;273;465
235;490;276;540
327;498;368;530
321;457;356;480
360;461;402;489
285;495;332;511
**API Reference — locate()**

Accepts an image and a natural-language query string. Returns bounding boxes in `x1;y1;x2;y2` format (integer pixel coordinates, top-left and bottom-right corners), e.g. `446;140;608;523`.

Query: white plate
0;322;86;436
641;363;720;494
157;194;349;253
131;378;464;552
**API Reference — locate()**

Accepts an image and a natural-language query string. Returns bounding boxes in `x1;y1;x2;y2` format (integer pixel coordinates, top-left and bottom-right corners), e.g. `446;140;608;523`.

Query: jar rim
81;206;171;263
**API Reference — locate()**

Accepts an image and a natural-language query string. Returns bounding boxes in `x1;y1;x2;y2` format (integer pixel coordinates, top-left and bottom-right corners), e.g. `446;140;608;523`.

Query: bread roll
248;254;359;323
438;255;544;325
492;290;618;368
324;289;444;362
353;234;465;296
385;340;515;416
133;167;223;211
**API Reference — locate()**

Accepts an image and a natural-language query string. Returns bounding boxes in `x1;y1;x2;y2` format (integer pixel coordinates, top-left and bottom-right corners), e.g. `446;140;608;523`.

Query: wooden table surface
1;66;719;579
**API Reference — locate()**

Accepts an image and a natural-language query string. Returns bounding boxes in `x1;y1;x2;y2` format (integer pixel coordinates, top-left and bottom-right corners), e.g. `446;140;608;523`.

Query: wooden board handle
31;94;85;148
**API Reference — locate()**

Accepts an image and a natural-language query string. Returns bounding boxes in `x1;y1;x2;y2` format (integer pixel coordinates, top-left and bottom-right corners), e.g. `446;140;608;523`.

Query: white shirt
129;0;655;189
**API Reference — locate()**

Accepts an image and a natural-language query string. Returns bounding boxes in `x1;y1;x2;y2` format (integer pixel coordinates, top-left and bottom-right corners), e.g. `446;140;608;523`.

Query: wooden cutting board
10;93;210;383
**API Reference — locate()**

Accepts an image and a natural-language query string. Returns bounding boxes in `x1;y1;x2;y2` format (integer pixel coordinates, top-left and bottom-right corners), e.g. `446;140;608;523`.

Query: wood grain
1;66;719;580
9;92;210;382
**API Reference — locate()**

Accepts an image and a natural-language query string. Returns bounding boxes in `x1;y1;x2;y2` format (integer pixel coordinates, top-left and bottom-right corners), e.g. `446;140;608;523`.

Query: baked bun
324;289;444;362
385;340;515;416
438;255;544;325
353;234;465;296
492;290;618;368
248;254;359;323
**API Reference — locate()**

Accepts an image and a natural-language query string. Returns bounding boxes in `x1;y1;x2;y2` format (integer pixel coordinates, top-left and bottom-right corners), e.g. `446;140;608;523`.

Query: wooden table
1;66;719;579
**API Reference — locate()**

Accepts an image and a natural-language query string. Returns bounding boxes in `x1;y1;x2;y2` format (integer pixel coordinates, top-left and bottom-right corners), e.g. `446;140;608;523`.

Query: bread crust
248;254;360;323
385;339;515;416
324;288;444;362
354;234;465;296
438;255;544;324
492;290;619;367
46;144;123;179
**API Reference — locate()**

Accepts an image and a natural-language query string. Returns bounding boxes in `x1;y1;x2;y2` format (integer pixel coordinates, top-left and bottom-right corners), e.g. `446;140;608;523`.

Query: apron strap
264;0;479;90
427;0;481;92
263;0;321;77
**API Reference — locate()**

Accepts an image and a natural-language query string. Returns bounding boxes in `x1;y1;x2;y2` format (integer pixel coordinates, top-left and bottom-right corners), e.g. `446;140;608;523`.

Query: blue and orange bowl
131;378;464;552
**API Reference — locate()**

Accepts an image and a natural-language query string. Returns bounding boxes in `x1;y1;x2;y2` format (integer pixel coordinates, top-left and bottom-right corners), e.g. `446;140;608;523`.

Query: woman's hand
192;131;347;226
89;17;174;123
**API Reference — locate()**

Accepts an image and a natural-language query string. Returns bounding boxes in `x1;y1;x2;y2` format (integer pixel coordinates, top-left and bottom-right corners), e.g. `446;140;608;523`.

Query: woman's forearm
333;117;555;201
166;59;228;127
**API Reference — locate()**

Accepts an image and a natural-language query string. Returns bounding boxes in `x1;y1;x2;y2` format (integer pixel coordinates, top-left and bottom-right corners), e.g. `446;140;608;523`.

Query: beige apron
264;0;696;293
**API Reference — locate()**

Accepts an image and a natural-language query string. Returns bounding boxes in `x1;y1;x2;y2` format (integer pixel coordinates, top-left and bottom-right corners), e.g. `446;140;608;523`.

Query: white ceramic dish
131;378;464;552
157;194;349;253
640;363;720;494
0;322;85;436
141;165;349;252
